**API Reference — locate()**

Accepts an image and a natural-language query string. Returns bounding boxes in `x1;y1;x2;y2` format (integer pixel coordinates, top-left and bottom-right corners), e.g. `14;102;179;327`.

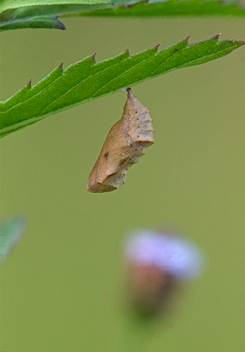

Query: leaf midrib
37;44;182;116
1;38;239;119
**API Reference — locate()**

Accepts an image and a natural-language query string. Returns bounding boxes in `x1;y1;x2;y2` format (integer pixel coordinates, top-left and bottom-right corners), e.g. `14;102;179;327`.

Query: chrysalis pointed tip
126;88;134;99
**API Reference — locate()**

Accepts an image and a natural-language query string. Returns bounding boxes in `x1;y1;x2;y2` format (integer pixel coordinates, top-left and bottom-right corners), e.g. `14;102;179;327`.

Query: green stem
114;314;153;352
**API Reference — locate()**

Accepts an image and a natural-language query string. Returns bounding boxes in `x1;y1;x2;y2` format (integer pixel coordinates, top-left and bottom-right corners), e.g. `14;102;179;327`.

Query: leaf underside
0;35;244;138
0;0;111;13
75;0;245;18
0;1;111;31
0;15;66;31
0;1;244;31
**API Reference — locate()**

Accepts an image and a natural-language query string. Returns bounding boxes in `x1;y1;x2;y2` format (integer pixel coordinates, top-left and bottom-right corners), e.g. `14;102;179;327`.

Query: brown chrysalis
87;88;154;193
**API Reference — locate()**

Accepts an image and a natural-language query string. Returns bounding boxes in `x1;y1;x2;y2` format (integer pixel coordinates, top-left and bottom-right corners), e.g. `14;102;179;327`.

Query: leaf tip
177;36;190;47
92;53;97;62
58;63;64;71
125;48;130;56
212;33;221;41
55;16;66;30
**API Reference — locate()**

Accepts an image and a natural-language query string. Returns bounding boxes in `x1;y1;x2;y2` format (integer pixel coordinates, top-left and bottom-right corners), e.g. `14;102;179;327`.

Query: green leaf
0;1;111;31
1;1;244;32
0;0;111;12
0;35;244;138
0;216;27;264
0;14;66;31
75;0;245;18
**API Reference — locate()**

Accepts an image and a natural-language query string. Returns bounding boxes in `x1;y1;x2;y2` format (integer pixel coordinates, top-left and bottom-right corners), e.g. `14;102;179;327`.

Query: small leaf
0;35;244;138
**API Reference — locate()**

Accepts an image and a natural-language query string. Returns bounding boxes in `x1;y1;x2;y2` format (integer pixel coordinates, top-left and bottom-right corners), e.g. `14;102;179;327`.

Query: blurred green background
1;16;245;352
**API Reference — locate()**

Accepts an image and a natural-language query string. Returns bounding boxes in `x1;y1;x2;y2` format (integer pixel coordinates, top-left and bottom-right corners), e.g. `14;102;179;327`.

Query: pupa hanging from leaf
87;88;154;193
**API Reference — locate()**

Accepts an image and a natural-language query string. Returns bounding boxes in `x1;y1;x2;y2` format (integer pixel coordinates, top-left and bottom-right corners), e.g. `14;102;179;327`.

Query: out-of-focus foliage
76;0;245;18
0;216;26;264
1;0;244;32
0;0;111;12
0;0;111;31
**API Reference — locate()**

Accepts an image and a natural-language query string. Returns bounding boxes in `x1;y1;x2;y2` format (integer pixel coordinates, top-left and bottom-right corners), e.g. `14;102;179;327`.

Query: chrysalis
87;88;154;193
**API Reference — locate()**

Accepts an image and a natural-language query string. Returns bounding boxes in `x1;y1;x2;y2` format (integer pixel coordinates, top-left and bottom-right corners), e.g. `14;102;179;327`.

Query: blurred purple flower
125;229;205;281
124;229;206;316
